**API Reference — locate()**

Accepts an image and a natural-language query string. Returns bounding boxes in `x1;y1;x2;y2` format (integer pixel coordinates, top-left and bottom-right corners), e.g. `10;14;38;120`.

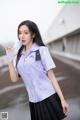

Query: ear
32;34;35;39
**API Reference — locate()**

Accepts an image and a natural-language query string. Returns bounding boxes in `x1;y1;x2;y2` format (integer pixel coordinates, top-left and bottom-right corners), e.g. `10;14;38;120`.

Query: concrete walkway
0;100;31;120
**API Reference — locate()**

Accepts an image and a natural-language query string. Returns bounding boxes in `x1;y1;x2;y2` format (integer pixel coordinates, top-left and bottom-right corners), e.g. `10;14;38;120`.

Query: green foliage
0;46;6;56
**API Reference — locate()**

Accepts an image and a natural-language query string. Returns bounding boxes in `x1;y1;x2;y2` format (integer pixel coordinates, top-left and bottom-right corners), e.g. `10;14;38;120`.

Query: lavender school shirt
13;43;56;103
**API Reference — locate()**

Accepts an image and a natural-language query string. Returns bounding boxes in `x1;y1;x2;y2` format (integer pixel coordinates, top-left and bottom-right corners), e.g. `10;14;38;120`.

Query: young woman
5;20;69;120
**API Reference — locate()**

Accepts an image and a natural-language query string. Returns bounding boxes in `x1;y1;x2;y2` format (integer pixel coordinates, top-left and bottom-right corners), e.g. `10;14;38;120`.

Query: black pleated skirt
29;93;66;120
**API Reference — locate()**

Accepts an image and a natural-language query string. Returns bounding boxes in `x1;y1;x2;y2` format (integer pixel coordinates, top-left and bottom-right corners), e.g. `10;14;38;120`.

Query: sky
0;0;62;45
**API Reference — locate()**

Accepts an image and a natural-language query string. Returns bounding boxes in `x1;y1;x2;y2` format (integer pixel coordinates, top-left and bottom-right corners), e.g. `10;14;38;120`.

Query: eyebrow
19;30;29;32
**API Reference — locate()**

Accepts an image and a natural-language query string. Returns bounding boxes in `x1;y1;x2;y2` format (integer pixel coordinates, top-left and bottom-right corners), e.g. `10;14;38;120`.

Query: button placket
24;51;33;62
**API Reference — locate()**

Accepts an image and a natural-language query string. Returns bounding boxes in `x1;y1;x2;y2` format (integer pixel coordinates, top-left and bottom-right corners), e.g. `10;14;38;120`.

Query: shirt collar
31;42;40;51
21;43;40;55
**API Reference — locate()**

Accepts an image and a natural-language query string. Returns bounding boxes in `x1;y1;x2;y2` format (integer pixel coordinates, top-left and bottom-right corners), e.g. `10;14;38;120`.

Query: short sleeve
41;47;56;71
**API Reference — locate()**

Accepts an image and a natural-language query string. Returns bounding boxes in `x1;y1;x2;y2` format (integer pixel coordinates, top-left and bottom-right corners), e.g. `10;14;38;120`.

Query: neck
25;42;33;52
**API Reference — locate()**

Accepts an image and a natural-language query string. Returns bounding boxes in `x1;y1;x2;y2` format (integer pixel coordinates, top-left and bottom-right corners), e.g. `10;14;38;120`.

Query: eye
25;31;29;34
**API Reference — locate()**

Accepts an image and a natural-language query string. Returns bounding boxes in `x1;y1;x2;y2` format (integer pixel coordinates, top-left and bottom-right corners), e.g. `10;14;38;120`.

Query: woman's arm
5;47;20;83
47;69;69;114
8;61;20;83
48;69;64;101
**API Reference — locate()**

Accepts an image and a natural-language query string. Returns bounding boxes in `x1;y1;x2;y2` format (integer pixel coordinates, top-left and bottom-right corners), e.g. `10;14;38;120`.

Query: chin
22;43;27;46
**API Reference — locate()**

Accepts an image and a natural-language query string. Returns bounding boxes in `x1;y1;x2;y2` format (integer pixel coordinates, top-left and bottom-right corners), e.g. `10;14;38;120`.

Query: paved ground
0;56;80;120
0;101;31;120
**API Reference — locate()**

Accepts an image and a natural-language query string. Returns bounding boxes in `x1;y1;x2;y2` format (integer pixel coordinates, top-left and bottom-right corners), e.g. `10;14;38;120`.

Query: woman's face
18;25;34;46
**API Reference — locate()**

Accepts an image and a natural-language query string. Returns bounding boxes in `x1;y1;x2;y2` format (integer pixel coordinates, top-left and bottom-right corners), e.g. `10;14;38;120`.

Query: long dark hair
16;20;45;69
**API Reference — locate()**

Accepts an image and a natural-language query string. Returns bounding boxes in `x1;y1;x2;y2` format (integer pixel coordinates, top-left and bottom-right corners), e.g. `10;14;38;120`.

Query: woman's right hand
5;47;12;54
5;47;17;63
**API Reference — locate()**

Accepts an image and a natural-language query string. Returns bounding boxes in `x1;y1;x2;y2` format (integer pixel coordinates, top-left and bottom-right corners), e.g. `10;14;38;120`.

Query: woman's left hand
61;99;69;115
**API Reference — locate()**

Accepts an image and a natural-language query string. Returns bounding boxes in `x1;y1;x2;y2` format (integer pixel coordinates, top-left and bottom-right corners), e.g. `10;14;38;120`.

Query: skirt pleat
29;93;66;120
45;97;58;120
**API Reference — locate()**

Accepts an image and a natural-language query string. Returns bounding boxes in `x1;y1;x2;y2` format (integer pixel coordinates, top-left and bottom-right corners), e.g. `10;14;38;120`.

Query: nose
20;33;25;39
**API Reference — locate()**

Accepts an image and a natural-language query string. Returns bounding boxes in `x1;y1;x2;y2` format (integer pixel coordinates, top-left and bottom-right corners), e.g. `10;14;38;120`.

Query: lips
22;40;26;43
